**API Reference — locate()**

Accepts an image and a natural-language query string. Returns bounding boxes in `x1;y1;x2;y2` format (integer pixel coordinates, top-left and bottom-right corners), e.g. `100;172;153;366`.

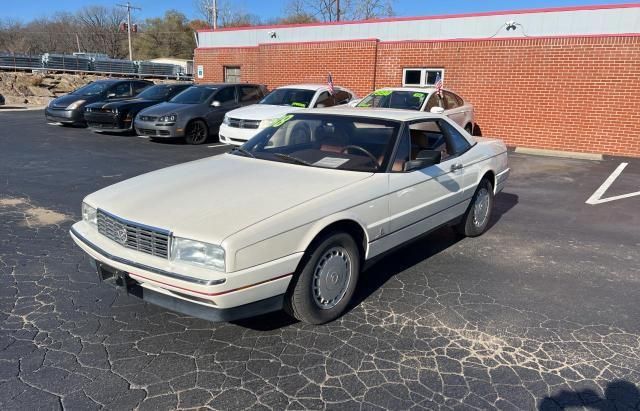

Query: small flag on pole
434;72;443;97
327;72;335;95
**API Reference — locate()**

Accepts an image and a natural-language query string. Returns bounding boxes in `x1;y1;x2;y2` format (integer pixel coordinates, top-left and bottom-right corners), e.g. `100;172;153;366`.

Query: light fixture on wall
505;21;518;31
268;31;277;39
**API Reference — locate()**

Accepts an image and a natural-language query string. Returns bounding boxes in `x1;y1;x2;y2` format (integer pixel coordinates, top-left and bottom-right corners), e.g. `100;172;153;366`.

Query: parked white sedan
70;108;509;324
355;87;475;134
219;84;356;146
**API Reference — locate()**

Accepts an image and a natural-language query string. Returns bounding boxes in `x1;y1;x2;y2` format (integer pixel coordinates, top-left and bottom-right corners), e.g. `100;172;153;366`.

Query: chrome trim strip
70;227;226;286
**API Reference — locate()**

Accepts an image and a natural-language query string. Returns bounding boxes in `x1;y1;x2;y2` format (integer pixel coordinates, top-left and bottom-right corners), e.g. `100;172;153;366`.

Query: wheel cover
189;122;206;143
312;246;352;309
473;187;490;227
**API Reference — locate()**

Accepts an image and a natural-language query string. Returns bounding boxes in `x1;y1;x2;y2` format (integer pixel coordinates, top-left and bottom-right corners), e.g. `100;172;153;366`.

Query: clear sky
0;0;633;22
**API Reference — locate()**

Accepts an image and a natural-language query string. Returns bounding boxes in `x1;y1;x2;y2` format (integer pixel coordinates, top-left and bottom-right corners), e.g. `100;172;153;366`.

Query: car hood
139;102;200;116
226;104;305;121
86;154;372;244
50;94;100;108
86;98;159;110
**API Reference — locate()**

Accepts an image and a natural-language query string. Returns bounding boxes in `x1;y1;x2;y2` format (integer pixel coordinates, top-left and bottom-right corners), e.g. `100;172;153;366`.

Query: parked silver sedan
354;87;476;134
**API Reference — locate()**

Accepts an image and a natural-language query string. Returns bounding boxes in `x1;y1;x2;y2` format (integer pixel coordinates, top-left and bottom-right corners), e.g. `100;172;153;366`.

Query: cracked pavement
1;110;639;410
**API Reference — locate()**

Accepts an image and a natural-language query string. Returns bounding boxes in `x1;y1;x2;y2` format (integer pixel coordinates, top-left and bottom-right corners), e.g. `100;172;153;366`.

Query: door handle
451;163;464;171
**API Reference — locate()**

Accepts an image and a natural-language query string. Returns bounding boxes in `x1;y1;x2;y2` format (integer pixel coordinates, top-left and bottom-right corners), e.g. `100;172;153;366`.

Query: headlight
158;113;177;123
82;202;97;227
170;237;225;271
67;100;86;110
259;119;274;128
223;115;230;125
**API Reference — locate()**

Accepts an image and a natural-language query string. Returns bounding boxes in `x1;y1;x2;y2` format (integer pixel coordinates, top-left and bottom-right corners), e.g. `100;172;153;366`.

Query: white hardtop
297;107;443;122
277;84;330;91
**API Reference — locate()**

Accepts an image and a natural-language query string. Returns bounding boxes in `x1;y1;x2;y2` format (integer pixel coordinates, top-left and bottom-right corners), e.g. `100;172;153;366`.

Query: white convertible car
70;108;509;324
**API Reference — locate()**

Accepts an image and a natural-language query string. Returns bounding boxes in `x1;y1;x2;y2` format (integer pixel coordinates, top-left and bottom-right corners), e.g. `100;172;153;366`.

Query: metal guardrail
0;53;192;79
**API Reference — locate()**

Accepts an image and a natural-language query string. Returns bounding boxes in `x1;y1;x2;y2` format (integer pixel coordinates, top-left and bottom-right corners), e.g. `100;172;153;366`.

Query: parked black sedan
45;79;153;126
84;83;191;134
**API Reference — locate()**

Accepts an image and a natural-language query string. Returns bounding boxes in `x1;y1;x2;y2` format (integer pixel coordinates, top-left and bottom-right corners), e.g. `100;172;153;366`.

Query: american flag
434;72;443;97
327;72;335;95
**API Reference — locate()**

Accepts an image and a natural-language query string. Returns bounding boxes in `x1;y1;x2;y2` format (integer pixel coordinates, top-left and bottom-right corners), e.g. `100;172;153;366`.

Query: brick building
194;3;640;157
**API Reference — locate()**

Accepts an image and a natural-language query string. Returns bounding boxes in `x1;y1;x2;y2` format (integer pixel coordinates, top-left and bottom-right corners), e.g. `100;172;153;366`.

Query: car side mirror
430;106;445;114
211;100;221;107
404;150;442;172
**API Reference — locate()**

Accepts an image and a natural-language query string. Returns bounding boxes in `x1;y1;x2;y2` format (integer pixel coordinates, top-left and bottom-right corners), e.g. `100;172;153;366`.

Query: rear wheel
185;120;208;145
285;232;360;324
455;178;494;237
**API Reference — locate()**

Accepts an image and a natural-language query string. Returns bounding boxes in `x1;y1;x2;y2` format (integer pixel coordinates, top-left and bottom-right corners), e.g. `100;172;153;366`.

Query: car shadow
235;191;519;331
539;379;639;410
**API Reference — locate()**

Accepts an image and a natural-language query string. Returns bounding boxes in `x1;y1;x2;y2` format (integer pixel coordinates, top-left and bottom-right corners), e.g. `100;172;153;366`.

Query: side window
454;93;464;107
333;90;351;105
425;93;444;111
112;83;131;97
133;82;150;95
239;85;261;103
408;120;448;161
215;87;236;104
439;120;471;155
443;92;459;110
314;91;335;108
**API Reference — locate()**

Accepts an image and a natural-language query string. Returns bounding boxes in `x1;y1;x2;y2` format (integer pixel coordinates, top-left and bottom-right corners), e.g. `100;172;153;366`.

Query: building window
402;68;444;87
224;66;241;83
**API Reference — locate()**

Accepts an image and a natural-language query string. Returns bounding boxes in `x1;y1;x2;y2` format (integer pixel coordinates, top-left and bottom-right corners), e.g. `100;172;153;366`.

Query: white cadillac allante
70;108;509;324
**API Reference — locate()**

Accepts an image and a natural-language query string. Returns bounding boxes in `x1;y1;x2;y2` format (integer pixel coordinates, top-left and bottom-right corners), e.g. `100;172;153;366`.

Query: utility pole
211;0;218;30
117;2;141;61
336;0;340;21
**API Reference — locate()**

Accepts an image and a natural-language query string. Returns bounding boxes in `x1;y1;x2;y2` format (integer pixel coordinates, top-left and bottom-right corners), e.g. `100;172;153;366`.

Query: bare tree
350;0;394;20
193;0;260;28
284;0;393;22
0;19;29;53
75;6;128;58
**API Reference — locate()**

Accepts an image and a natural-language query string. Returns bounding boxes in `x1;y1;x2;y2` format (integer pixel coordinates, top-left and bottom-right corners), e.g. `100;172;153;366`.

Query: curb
514;147;603;161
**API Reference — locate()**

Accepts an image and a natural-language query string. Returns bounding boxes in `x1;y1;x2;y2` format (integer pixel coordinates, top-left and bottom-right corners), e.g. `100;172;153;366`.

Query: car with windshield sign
134;83;266;144
354;87;475;134
70;108;509;324
219;84;356;146
84;83;192;134
45;79;153;126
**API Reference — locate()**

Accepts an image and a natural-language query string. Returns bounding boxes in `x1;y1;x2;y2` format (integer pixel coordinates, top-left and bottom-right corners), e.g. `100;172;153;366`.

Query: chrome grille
227;117;260;129
97;209;170;259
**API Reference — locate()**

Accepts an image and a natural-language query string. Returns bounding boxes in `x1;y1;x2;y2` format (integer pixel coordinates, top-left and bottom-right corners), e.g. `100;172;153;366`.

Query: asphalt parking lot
1;109;639;410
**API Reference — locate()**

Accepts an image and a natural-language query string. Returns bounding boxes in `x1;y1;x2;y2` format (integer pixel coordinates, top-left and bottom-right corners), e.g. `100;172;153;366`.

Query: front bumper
45;107;84;124
219;123;261;146
85;111;132;132
69;221;300;321
134;119;184;138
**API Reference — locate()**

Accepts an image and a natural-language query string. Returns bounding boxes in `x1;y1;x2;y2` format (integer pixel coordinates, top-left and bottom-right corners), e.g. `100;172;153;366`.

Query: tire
184;120;208;145
465;123;474;135
455;178;494;237
285;232;360;324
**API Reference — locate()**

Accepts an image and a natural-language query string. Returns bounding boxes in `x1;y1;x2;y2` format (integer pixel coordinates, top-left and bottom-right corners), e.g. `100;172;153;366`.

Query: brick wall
195;35;640;157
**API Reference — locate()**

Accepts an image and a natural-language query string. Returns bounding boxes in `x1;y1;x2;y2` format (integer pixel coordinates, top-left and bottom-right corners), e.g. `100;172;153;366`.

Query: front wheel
285;232;360;324
184;120;208;145
455;178;494;237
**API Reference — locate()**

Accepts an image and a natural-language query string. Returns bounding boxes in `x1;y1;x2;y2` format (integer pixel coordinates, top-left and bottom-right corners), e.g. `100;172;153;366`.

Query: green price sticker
413;92;426;99
290;102;306;108
271;114;294;127
373;90;393;96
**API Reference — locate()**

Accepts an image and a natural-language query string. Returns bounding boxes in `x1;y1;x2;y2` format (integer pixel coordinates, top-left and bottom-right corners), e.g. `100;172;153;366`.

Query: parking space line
586;162;640;205
207;143;228;148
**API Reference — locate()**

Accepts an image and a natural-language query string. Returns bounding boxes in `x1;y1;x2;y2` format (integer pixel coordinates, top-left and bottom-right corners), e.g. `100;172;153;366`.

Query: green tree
134;11;195;60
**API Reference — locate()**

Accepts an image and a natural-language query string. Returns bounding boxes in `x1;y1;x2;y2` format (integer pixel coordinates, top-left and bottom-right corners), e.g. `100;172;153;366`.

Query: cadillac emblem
115;227;128;245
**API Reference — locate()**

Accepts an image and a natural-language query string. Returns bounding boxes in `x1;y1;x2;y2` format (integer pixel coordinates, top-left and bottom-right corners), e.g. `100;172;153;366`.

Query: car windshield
259;88;316;108
237;113;400;172
72;82;112;96
135;85;174;100
357;90;428;111
169;86;217;104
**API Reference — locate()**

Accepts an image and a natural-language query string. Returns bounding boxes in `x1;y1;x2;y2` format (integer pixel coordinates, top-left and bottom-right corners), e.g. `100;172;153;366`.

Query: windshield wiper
273;153;311;166
231;147;255;158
